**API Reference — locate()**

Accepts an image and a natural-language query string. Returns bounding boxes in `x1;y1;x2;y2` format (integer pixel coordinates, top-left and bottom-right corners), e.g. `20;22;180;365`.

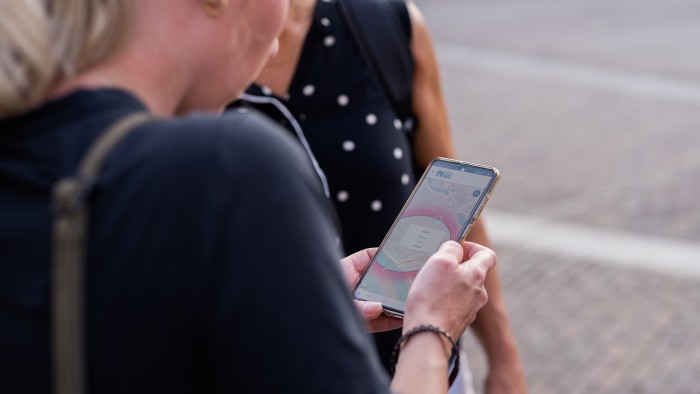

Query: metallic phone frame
352;157;500;318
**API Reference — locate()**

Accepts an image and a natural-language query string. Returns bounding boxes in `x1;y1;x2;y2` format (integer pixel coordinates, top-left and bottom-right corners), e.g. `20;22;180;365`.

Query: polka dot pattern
366;114;378;125
303;85;315;96
243;3;419;223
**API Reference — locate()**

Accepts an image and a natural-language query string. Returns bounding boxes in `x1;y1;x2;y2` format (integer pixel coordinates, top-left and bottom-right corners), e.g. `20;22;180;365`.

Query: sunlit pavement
415;0;700;392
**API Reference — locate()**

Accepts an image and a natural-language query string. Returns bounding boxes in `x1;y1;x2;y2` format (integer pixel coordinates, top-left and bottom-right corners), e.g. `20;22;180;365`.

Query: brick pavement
412;1;700;392
438;64;700;243
418;0;700;243
461;244;700;394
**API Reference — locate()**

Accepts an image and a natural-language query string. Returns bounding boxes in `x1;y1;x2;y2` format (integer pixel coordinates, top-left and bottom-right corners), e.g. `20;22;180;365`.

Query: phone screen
353;158;499;315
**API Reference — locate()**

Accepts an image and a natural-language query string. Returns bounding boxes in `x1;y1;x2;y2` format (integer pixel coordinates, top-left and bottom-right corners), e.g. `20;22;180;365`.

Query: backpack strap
338;0;415;128
51;112;153;394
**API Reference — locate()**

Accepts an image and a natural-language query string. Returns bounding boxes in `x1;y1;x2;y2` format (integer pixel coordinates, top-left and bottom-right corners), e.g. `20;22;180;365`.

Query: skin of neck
287;0;317;27
267;0;315;67
48;2;229;117
255;0;315;93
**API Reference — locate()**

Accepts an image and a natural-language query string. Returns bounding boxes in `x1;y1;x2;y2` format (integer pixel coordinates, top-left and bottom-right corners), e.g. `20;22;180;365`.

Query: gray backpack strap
51;112;153;394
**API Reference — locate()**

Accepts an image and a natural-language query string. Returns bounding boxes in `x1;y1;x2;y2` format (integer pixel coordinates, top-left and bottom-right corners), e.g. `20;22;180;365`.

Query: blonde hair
0;0;132;117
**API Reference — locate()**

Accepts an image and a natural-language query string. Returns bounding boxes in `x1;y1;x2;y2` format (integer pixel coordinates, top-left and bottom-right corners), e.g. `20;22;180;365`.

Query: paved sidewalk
418;0;700;242
462;244;700;394
413;1;700;392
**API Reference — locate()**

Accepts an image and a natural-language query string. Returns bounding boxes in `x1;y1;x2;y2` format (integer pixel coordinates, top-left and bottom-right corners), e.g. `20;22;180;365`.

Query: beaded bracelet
390;324;460;384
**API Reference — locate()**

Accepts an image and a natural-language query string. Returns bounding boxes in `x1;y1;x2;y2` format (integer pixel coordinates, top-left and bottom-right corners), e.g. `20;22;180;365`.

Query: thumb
356;301;383;319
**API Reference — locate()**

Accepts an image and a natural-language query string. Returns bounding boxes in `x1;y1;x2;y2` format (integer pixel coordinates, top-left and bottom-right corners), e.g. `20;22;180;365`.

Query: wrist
393;324;457;373
391;331;452;394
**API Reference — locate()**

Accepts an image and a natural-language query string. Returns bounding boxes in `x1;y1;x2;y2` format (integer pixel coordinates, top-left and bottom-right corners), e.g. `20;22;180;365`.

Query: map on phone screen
355;160;495;313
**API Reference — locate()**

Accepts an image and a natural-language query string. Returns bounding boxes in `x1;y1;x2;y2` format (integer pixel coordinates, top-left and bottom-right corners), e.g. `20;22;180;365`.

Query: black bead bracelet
390;324;460;385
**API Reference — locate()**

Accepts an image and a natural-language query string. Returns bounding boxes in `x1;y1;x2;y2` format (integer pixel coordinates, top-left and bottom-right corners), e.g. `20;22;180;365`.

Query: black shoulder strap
339;0;415;124
51;112;153;394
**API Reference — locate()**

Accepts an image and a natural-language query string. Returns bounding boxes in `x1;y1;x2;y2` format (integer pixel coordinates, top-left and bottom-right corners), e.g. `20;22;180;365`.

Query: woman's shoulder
144;108;301;161
119;107;316;186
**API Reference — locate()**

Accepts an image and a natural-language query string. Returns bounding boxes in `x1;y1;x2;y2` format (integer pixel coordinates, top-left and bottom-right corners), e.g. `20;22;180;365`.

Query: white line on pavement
436;43;700;104
484;210;700;279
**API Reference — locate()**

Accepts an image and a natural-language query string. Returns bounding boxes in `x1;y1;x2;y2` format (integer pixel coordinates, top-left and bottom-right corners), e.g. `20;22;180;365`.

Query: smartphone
353;157;500;318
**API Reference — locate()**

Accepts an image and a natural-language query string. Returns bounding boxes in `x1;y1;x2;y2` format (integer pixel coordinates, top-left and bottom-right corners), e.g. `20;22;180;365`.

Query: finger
431;240;464;262
355;300;383;320
461;241;489;260
461;246;497;282
350;247;378;273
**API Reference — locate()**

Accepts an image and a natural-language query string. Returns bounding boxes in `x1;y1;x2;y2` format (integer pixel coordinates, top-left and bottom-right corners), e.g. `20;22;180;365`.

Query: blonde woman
0;1;495;393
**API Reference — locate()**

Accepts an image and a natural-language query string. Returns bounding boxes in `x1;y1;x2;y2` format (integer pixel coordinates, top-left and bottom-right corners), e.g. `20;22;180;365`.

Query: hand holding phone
353;158;499;317
341;247;403;333
403;240;495;339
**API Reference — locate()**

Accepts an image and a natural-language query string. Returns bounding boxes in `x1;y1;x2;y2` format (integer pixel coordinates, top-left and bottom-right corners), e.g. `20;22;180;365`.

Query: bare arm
341;242;496;394
406;2;527;392
464;220;527;393
406;1;455;169
392;242;496;394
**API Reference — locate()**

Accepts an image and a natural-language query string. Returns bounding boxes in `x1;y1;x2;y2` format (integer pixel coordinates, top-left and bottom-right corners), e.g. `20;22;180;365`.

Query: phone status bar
432;160;495;177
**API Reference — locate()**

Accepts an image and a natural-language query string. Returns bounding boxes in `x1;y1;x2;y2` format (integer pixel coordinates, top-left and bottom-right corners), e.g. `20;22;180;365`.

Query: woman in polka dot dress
240;0;527;392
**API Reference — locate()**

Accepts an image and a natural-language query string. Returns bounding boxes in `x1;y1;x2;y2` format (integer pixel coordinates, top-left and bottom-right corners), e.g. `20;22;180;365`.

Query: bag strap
51;112;153;394
338;0;415;126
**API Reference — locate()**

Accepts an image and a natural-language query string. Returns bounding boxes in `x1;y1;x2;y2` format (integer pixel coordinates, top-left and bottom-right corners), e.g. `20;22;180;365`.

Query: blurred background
414;0;700;392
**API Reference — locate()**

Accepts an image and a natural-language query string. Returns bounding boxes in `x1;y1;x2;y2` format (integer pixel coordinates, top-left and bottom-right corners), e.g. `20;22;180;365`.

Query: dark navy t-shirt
0;89;389;393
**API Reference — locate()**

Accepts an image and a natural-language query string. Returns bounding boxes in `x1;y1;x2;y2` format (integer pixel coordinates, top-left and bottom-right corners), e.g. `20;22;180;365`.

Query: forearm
471;272;527;393
467;219;520;362
467;219;527;392
470;271;521;367
391;333;450;394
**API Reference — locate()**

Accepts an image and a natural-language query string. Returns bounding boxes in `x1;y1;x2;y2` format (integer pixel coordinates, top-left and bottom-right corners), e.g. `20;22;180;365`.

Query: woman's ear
202;0;229;17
